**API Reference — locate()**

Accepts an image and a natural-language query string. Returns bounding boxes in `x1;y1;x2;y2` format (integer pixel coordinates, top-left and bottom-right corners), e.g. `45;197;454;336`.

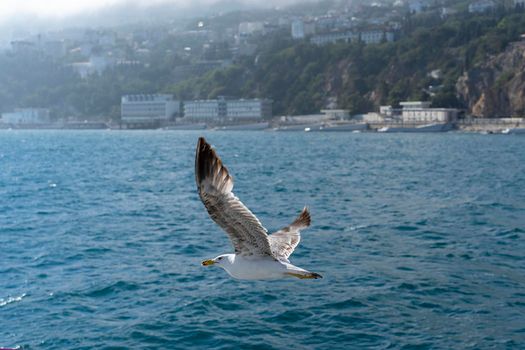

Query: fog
0;0;318;43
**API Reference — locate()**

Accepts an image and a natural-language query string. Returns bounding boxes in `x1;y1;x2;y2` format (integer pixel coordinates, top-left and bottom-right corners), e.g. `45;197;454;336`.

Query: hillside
2;6;525;120
457;41;525;117
171;9;525;117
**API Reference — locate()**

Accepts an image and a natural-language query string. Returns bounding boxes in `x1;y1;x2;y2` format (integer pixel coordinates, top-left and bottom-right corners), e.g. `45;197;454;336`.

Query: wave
0;293;26;307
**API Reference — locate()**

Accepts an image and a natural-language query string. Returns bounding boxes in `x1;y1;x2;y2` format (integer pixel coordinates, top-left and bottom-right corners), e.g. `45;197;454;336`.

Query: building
360;30;386;44
184;98;272;123
379;105;394;117
226;99;272;121
238;22;265;36
121;94;180;127
320;109;350;119
399;101;458;123
311;30;394;46
401;108;458;123
468;0;496;13
310;31;356;45
291;19;316;39
441;7;459;18
513;0;525;8
70;56;115;79
2;108;50;124
376;101;458;123
184;99;225;122
359;30;396;44
408;0;424;13
400;101;431;109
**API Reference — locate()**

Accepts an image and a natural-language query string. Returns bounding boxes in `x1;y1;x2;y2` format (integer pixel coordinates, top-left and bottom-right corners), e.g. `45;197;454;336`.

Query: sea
1;130;524;350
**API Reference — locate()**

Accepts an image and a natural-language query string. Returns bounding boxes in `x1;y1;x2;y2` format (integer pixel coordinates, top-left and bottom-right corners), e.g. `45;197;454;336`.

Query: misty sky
0;0;120;19
0;0;301;22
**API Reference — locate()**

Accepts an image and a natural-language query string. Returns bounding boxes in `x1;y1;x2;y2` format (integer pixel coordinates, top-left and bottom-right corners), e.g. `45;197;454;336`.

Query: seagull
196;137;322;280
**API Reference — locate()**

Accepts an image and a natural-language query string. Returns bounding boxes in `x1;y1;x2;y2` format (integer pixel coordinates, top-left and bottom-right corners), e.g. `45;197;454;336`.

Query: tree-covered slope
2;7;525;120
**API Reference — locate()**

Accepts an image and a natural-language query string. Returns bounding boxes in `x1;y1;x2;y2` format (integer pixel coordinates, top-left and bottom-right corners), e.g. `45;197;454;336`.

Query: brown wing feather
195;137;275;258
269;207;311;260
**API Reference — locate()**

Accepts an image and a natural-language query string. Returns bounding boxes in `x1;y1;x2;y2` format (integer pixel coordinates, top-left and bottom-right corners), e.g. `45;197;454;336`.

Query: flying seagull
196;137;322;280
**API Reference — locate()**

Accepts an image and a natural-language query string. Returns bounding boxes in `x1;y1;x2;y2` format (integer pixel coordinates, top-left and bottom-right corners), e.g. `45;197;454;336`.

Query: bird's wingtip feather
292;206;311;228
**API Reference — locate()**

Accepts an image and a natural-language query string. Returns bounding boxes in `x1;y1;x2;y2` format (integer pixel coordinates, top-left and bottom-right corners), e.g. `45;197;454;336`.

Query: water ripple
0;131;524;349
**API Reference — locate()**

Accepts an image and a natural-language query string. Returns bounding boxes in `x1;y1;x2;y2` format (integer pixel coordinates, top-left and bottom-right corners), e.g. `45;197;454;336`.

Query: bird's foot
285;272;323;279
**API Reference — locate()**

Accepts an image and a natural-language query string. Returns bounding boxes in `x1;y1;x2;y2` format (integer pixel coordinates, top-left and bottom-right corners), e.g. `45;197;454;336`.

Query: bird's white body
213;254;312;280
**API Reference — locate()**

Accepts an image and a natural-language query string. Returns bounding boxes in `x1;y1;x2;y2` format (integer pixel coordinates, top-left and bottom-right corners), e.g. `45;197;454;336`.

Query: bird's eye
218;257;222;260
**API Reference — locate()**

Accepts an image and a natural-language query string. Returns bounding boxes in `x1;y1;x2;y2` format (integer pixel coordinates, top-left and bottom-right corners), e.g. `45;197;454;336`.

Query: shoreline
0;120;524;134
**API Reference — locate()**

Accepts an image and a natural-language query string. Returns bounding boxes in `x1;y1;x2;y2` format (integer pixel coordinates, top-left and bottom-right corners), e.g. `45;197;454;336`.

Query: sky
0;0;301;21
0;0;308;37
0;0;117;18
0;0;184;21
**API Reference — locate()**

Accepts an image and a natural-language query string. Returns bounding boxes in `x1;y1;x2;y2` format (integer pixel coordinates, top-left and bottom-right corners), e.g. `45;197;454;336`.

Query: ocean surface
1;131;524;349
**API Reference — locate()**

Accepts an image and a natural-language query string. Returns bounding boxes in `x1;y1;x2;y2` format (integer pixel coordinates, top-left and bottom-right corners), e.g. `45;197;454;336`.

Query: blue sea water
0;130;524;349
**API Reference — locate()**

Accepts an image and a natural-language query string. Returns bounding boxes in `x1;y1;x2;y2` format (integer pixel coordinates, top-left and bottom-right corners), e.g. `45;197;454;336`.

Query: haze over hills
1;0;525;122
0;0;318;43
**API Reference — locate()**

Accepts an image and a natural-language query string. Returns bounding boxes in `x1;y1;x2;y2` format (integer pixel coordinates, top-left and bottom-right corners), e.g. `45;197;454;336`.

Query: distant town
2;96;523;134
1;0;525;134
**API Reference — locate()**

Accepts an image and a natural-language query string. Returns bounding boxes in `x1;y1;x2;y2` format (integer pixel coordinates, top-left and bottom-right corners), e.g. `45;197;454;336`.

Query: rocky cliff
457;41;525;117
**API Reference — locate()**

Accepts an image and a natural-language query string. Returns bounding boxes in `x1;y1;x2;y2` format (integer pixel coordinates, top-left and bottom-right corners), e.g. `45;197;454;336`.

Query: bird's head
202;254;232;267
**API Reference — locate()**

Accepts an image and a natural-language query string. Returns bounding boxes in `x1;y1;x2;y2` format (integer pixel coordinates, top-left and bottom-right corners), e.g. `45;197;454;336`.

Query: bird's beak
202;259;215;266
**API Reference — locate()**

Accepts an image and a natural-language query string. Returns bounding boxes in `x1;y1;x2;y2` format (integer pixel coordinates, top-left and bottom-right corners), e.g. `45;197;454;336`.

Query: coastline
1;118;524;134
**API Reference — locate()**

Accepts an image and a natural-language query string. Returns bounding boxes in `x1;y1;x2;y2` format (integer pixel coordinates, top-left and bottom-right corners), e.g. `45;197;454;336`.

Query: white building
226;99;272;121
121;94;180;126
2;108;50;124
291;19;316;39
400;101;431;109
238;22;265;36
184;99;225;121
379;105;394;117
70;56;115;79
311;30;394;46
184;98;272;122
310;31;356;45
320;109;350;119
408;0;424;13
362;112;384;123
360;30;386;44
400;101;457;123
468;0;496;13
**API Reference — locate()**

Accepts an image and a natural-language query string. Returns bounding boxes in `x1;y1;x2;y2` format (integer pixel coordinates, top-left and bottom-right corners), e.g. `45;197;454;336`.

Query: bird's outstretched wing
195;137;275;258
269;207;311;261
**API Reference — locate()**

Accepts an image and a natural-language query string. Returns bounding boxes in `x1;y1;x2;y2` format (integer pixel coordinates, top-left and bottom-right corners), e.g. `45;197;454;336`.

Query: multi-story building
468;0;496;13
121;94;180;127
408;0;424;13
238;22;265;36
226;99;272;121
399;101;458;123
184;99;225;121
310;31;356;45
183;98;272;123
1;108;50;124
311;30;395;46
376;101;458;123
291;19;316;39
360;30;395;44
